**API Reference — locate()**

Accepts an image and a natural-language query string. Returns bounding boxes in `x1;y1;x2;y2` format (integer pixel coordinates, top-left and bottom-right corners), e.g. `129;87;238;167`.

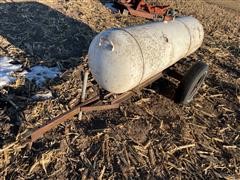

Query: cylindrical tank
88;16;204;93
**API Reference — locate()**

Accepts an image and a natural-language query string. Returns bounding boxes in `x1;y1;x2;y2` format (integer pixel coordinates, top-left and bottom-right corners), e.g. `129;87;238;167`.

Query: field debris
31;90;53;101
0;0;239;179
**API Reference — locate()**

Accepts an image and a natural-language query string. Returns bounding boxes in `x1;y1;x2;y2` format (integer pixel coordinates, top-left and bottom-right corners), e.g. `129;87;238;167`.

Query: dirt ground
0;0;239;179
205;0;240;13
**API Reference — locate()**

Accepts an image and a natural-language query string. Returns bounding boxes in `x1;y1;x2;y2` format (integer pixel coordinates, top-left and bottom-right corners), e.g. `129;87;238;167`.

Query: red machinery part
115;0;176;21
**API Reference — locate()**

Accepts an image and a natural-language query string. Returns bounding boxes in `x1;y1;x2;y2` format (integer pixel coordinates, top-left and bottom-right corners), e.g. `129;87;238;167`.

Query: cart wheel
175;61;208;104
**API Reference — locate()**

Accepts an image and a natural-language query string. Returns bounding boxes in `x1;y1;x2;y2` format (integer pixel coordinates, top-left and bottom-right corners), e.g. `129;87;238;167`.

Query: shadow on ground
0;1;95;67
0;1;95;147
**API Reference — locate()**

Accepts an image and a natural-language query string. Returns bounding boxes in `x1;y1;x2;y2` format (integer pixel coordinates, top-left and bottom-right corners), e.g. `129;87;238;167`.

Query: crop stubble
0;0;239;179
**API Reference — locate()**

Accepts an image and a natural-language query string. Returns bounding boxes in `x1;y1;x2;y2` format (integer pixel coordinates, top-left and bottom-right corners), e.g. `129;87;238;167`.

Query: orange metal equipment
114;0;177;21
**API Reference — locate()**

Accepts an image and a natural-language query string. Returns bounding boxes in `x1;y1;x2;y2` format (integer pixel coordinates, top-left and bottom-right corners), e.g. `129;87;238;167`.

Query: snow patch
0;57;22;88
1;57;60;88
104;3;119;13
22;66;60;86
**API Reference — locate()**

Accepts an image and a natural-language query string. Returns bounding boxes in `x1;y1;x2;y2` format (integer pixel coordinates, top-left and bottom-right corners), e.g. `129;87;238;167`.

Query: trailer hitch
14;72;163;146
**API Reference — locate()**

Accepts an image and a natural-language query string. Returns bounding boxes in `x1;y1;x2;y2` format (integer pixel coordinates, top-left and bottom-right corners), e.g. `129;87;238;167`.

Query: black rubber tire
175;61;208;104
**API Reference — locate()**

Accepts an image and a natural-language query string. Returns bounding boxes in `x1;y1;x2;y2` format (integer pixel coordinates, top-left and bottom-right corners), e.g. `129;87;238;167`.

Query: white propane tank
88;16;204;93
